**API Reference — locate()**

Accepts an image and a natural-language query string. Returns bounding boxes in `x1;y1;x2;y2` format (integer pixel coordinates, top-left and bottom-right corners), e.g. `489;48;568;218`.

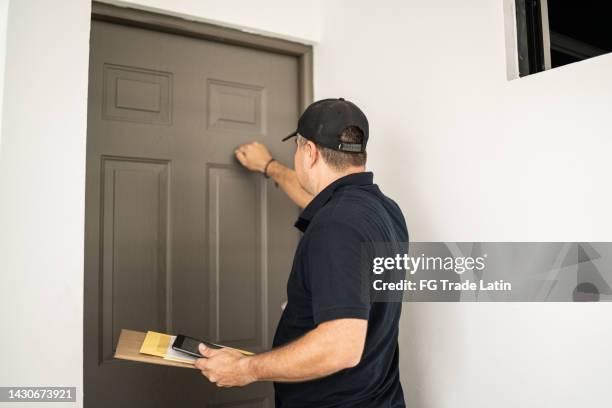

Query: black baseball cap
282;98;369;153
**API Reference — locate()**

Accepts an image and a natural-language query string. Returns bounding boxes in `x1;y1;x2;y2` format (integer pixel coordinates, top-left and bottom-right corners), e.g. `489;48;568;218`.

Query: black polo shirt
272;171;408;408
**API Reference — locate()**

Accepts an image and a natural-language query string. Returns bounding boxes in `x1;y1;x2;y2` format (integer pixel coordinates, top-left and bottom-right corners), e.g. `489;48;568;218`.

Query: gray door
84;19;300;407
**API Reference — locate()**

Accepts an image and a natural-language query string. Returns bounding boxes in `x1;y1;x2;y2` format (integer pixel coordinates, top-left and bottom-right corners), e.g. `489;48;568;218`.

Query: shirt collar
294;171;374;232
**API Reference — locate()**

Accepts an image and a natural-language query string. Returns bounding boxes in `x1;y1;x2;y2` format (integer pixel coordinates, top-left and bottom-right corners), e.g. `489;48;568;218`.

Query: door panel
101;157;171;361
85;19;300;407
207;166;266;351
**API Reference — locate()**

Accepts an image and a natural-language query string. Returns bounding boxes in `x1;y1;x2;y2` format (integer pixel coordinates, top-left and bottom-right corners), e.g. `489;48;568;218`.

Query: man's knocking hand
234;141;273;173
195;344;256;388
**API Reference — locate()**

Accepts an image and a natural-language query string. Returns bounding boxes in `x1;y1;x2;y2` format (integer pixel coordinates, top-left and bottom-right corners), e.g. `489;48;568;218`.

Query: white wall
0;0;91;405
0;0;9;148
315;1;612;407
2;1;611;407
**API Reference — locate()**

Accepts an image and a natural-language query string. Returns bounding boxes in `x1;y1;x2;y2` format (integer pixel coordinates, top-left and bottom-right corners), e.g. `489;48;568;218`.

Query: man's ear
306;140;319;169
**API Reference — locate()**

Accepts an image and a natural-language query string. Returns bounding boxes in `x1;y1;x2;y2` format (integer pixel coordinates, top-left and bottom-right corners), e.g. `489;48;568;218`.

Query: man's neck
313;166;366;196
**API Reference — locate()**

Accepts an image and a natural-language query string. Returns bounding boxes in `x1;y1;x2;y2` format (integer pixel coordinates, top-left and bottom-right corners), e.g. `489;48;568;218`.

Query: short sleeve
306;221;371;325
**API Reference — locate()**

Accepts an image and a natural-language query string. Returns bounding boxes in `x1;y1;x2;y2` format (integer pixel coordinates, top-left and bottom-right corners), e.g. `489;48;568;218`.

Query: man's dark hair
298;126;367;170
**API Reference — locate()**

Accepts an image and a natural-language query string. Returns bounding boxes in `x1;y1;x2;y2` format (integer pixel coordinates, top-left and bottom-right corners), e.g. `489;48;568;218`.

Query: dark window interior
516;0;612;76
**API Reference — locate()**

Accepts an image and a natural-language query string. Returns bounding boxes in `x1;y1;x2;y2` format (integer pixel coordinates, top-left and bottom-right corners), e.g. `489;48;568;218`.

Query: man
195;98;408;407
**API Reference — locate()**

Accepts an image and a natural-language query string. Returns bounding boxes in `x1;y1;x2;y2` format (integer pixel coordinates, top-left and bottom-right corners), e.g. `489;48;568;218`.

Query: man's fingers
198;343;219;358
194;357;208;371
235;142;253;152
235;150;247;163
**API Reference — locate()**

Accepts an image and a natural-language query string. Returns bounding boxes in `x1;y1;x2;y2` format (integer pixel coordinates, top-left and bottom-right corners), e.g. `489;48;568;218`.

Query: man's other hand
195;344;256;388
235;142;273;173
